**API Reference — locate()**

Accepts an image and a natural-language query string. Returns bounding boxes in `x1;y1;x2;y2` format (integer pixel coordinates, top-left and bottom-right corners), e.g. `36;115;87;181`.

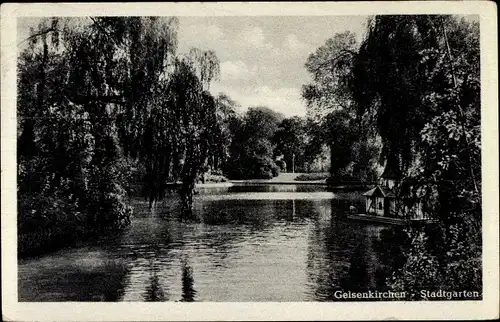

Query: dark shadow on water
198;199;279;227
227;184;328;193
339;242;372;292
144;274;167;302
371;227;408;291
18;259;130;301
180;260;196;302
144;259;168;302
198;198;324;227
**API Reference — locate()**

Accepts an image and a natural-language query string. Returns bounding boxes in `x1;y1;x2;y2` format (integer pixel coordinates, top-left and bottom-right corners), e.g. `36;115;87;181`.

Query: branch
65;92;125;105
89;17;118;46
340;48;358;56
308;49;357;75
18;28;56;46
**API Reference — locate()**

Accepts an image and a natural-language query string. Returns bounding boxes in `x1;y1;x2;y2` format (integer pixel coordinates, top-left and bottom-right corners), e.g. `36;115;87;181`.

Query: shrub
387;220;482;300
387;229;443;300
294;172;328;181
203;174;228;183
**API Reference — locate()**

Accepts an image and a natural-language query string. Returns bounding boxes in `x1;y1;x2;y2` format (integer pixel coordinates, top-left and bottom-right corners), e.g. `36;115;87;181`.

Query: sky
17;16;370;117
177;16;369;116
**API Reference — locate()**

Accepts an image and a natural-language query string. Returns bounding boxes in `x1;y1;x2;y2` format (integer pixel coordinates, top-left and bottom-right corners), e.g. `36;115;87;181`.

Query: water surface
18;184;394;302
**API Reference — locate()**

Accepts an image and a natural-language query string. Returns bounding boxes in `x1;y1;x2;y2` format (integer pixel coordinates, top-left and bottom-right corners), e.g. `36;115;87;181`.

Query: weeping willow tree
17;16;222;254
105;18;221;214
140;57;219;216
352;15;480;217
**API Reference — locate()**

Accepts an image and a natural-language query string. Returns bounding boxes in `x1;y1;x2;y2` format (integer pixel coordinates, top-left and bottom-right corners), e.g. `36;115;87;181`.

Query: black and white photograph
1;2;498;321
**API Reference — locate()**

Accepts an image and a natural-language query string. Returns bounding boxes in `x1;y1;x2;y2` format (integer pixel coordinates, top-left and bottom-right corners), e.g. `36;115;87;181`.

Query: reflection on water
181;260;196;302
145;273;166;302
18;184;399;302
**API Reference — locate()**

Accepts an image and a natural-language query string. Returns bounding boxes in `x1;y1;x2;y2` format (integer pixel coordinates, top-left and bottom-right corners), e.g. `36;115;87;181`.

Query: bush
210;169;225;176
386;229;443;300
294;172;328;181
387;221;482;300
224;154;280;180
257;167;273;179
17;160;133;257
203;173;228;183
253;156;279;179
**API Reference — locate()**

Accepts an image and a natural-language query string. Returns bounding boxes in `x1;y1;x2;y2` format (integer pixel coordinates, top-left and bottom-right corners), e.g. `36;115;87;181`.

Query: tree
302;118;329;172
17;16;224;254
302;31;381;180
301;15;481;294
210;93;239;172
243;106;284;140
17;17;137;254
185;48;220;90
351;15;481;294
223;106;283;179
352;15;447;173
352;15;480;218
273;117;307;172
302;31;358;116
324;110;358;179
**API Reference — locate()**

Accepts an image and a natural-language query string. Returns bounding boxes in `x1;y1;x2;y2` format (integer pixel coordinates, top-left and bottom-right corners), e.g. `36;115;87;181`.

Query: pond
18;184;400;302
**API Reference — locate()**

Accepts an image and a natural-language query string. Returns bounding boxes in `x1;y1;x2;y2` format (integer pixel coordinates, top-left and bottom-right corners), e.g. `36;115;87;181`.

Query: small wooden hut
363;185;396;217
360;159;427;221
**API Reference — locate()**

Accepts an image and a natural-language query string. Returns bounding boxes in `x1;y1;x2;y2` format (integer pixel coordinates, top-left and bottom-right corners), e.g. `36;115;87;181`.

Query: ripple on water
199;192;336;201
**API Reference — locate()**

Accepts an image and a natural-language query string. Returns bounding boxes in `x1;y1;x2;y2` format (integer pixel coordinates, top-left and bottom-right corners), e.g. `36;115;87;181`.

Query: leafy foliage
273;116;307;172
223;107;282;179
17;17;224;254
356;15;481;294
302;31;358;115
302;31;381;182
303;15;481;295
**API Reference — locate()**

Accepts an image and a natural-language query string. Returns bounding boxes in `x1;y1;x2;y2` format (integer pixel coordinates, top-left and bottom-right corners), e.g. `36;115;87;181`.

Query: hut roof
363;185;395;198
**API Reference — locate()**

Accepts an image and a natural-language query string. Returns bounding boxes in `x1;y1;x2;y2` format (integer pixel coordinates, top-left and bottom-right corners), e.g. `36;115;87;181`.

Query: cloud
220;60;257;81
284;34;308;52
266;34;313;64
205;25;223;40
211;84;306;117
239;26;273;49
179;23;224;51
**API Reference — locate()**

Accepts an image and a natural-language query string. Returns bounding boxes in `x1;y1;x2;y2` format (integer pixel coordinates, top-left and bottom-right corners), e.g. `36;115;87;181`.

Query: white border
1;2;498;321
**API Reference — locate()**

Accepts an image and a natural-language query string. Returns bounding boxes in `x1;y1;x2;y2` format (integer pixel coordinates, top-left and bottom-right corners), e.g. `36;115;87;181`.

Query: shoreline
197;180;373;189
229;180;327;185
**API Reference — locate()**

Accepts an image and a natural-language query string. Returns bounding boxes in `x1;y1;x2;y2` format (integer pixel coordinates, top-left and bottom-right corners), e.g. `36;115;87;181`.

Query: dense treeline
303;15;481;297
210;98;331;179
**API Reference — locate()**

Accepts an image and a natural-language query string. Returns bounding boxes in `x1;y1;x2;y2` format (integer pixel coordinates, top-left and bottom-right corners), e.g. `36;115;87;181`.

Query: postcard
1;1;498;321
